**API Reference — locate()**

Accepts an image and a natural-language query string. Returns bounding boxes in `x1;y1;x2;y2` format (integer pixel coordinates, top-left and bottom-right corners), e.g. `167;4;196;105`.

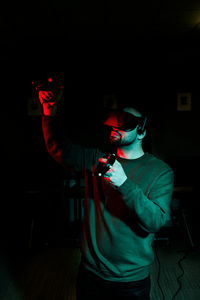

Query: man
39;88;174;300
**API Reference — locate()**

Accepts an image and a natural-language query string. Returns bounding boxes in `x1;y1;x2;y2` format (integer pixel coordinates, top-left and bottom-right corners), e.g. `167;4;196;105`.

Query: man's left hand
99;158;127;187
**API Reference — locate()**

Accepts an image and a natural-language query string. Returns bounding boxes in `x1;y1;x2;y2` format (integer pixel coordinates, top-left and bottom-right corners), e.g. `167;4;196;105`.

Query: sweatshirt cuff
118;177;136;195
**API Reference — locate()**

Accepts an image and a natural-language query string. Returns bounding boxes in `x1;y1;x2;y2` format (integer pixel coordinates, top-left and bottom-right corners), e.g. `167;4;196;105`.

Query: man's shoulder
145;153;174;174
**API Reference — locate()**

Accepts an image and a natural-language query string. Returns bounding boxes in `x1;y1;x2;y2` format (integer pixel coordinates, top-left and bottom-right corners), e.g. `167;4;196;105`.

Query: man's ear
137;130;146;140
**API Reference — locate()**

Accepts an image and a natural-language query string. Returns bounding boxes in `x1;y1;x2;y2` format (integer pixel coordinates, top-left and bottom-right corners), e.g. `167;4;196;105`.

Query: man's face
109;126;138;146
105;108;142;146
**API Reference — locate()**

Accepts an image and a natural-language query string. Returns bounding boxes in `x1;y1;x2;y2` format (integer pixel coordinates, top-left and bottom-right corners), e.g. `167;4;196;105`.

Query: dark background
1;0;200;247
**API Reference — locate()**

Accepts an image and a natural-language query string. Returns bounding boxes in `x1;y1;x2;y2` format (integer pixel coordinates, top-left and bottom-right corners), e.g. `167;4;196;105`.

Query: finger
48;91;55;97
104;172;111;178
43;95;52;101
44;91;54;98
39;91;54;102
39;91;46;102
107;165;113;171
104;176;111;183
39;91;48;98
99;158;108;163
103;168;113;177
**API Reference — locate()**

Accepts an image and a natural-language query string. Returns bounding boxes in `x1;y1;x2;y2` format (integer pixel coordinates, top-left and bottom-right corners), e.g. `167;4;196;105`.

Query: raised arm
39;87;102;173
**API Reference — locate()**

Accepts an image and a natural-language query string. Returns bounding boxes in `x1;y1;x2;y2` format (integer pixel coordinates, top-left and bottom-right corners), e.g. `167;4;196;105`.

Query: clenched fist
39;88;64;116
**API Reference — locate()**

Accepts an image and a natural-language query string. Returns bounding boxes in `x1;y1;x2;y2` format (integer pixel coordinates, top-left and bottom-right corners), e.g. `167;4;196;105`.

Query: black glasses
104;110;143;132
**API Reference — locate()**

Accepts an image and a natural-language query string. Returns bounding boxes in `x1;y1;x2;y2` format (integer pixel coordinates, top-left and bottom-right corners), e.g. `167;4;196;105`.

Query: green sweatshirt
42;116;174;282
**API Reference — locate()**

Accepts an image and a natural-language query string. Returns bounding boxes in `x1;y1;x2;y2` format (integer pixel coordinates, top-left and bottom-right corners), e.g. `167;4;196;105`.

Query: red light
48;77;53;82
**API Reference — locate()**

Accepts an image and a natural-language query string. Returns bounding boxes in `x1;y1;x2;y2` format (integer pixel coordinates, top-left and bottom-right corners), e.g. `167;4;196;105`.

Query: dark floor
151;228;200;300
0;224;199;300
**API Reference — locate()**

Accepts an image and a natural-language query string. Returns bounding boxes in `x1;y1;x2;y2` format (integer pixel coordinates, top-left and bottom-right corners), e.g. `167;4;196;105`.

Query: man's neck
117;144;144;160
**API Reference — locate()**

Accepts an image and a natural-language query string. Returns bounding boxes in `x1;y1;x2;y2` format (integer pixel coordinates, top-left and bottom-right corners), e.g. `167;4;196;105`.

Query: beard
109;137;122;146
109;131;122;145
109;134;136;147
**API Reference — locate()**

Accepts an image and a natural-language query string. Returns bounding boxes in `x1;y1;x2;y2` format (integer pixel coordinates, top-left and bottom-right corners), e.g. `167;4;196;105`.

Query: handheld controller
95;154;116;176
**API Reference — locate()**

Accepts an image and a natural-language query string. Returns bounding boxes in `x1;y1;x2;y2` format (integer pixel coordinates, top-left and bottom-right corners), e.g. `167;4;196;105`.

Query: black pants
76;263;151;300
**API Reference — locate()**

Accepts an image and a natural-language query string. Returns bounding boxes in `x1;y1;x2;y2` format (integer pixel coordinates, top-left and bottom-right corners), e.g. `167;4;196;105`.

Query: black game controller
95;154;116;176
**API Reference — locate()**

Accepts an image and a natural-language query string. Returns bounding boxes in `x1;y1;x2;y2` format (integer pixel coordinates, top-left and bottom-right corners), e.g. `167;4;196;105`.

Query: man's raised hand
39;88;64;116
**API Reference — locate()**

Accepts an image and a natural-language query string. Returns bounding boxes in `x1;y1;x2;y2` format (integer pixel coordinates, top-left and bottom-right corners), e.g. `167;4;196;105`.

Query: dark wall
1;40;200;176
1;29;200;246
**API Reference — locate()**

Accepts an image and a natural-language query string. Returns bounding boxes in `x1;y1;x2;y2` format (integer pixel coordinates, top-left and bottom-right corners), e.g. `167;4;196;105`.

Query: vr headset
104;110;147;134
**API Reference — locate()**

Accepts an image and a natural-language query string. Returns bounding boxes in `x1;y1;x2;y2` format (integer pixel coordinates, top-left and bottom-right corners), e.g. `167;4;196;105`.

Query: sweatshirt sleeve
118;166;174;233
42;115;101;173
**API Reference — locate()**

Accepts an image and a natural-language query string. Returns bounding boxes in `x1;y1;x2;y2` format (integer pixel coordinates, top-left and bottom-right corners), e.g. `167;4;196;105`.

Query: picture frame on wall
177;93;192;111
